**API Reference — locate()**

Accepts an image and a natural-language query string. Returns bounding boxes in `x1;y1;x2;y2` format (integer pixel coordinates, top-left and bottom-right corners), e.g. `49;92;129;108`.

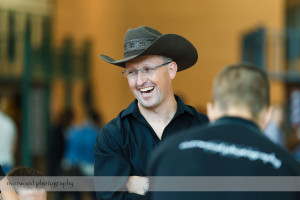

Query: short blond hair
213;63;270;118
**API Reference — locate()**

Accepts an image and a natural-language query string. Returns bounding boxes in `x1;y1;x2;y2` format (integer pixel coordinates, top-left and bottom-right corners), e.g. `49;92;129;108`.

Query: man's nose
136;70;147;85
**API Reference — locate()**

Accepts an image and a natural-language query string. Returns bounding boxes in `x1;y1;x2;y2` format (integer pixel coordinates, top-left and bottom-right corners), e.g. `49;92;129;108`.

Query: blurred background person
264;104;286;149
47;108;74;200
61;108;101;177
77;109;101;178
293;139;300;162
59;108;100;200
0;97;17;174
48;108;74;177
287;127;300;162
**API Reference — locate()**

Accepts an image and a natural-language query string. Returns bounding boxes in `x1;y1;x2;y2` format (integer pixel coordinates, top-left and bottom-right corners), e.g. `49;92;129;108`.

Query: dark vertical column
82;40;92;113
22;16;32;166
41;16;52;174
62;38;73;108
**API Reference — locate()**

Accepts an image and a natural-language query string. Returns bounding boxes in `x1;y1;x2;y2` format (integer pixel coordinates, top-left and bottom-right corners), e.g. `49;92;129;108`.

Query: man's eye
127;70;136;75
143;67;152;73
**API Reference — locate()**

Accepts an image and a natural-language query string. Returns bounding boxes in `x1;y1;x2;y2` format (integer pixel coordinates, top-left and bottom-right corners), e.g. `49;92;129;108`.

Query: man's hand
126;176;149;195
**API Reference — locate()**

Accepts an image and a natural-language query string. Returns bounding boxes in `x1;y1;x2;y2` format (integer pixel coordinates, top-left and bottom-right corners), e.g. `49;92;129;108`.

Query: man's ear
206;102;215;122
168;62;177;79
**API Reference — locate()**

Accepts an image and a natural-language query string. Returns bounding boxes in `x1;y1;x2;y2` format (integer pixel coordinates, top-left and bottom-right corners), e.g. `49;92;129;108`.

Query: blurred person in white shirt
0;98;17;174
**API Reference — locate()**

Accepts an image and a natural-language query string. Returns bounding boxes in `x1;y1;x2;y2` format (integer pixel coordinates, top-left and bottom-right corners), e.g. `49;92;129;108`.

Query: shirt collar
211;116;261;134
173;95;195;117
120;99;140;119
120;95;195;119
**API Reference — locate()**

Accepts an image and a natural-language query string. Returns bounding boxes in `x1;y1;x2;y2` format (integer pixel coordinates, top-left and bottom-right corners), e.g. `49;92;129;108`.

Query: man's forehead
125;55;162;68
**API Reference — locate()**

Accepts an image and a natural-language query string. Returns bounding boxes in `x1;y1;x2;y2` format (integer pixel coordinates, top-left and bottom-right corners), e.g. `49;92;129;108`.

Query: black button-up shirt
94;96;208;200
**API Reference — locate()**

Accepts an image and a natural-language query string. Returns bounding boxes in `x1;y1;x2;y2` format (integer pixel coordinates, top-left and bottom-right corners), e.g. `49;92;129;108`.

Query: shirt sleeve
94;127;149;200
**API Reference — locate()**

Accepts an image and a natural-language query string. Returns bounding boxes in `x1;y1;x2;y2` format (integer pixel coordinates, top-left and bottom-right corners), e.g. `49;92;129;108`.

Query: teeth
140;87;154;92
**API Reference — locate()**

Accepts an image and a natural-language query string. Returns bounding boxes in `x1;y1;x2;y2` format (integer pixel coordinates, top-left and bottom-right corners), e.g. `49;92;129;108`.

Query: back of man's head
212;63;270;119
7;167;42;177
7;166;46;200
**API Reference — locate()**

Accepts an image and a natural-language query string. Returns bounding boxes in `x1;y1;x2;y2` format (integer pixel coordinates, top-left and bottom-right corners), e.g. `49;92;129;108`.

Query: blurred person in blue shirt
60;109;100;200
61;109;100;176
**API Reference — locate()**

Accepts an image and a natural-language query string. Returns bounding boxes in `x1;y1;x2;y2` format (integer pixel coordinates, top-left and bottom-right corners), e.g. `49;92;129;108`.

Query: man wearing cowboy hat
94;25;208;200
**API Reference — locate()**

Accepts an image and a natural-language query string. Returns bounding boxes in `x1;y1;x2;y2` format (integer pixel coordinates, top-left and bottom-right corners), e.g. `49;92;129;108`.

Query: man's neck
213;107;266;131
138;95;177;139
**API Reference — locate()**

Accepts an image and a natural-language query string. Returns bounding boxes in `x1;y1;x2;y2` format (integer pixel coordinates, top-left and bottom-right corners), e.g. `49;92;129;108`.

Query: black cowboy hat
100;25;198;72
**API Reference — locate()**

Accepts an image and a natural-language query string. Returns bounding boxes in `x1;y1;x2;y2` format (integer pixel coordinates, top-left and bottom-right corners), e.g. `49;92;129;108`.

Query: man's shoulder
182;104;209;124
99;108;135;139
101;112;124;134
96;116;124;148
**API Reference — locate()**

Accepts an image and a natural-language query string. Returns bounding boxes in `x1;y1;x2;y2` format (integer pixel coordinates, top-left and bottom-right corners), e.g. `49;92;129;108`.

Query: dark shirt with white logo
148;117;300;200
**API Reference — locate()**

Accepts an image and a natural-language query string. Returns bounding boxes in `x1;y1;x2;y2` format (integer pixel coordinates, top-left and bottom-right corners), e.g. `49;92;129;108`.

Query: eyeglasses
122;61;172;79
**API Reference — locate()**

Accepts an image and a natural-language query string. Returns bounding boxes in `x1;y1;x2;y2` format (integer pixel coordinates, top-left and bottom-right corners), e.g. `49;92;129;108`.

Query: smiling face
125;55;177;110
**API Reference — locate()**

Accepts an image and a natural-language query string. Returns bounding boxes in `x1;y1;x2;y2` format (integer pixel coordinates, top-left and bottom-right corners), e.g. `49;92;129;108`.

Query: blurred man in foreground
148;63;300;200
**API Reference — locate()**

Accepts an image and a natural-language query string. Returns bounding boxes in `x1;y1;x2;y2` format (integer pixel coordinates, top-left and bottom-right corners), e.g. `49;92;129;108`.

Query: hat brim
100;34;198;72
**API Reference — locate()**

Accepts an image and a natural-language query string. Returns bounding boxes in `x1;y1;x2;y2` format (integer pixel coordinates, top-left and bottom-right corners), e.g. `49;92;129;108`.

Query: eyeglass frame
122;61;172;78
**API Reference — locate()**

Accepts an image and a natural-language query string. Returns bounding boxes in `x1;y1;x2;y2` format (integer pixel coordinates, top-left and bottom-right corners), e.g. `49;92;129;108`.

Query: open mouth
139;86;154;94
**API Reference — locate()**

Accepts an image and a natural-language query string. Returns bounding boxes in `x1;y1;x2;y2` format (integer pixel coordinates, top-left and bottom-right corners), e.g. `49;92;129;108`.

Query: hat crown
124;26;163;42
124;26;163;57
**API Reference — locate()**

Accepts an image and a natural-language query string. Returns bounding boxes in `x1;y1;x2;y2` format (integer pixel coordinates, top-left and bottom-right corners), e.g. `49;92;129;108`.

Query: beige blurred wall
52;0;285;124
